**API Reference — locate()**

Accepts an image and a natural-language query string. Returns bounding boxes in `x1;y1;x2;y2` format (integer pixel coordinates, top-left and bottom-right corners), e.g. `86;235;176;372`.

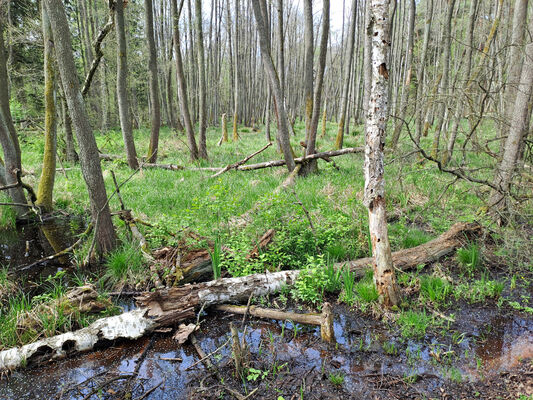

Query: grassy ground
0;119;532;355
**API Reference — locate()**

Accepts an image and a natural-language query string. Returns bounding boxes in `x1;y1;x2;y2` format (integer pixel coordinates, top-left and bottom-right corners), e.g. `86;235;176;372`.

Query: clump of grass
457;244;481;276
328;371;345;386
401;229;432;249
0;196;17;230
104;242;146;286
339;267;357;304
397;310;432;339
0;293;32;349
420;275;451;306
324;256;342;293
353;270;379;308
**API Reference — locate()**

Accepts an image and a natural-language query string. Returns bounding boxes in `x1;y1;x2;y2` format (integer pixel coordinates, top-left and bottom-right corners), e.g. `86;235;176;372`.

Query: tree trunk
0;10;21;170
390;0;415;150
0;14;26;213
431;0;456;159
145;0;161;163
171;0;199;161
115;0;139;169
489;19;533;214
195;0;209;159
302;0;314;145
36;5;57;212
252;0;295;172
335;0;357;150
364;0;400;307
44;0;116;253
304;0;329;175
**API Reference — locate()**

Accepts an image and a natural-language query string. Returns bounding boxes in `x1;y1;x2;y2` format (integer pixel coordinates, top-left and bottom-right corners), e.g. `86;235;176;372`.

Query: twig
210;142;272;178
290;188;315;234
134;379;165;400
185;338;230;371
81;374;133;400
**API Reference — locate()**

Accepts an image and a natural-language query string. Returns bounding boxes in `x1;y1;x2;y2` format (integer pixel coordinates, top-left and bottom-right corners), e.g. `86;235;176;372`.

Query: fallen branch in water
215;302;335;343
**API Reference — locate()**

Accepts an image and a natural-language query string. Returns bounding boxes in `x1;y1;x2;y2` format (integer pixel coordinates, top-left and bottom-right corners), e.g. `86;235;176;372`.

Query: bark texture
116;0;139;169
364;0;400;307
44;0;116;253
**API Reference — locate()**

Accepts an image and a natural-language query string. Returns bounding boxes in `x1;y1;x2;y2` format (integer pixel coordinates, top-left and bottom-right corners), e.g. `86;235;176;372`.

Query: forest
0;0;532;398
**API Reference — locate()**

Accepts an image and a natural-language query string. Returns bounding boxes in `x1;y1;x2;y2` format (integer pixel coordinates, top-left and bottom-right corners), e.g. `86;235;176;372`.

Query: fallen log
337;222;482;275
0;222;479;372
215;302;335;343
235;147;363;171
142;163;220;172
210;142;272;178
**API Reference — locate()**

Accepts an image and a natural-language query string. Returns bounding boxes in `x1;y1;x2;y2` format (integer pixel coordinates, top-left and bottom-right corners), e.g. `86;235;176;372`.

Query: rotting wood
215;302;336;343
142;163;221;172
210;142;272;178
337;222;481;275
0;222;479;372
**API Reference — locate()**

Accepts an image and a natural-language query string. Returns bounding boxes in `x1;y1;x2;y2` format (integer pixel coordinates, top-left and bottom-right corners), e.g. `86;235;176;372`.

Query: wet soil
0;298;531;400
0;217;84;282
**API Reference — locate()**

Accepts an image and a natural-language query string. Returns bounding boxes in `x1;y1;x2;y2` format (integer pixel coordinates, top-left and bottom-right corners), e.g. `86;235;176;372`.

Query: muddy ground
1;295;531;400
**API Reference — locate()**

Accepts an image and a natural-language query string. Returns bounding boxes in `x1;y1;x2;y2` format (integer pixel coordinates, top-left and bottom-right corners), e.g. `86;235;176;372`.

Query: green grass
420;275;451;306
397;310;433;339
103;241;146;285
456;244;482;276
328;371;345;386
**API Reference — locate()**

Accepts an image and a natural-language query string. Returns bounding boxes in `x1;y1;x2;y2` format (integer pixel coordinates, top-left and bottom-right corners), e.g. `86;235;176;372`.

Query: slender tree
43;0;116;253
364;0;400;307
171;0;199;160
145;0;161;163
36;5;57;212
195;0;208;158
335;0;357;149
115;0;139;169
252;0;295;172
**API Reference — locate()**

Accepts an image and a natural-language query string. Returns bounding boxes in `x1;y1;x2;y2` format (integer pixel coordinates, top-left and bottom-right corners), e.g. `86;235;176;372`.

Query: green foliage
339;267;357;304
291;256;328;305
104;241;146;285
457;244;481;276
389;223;432;250
0;194;17;230
209;236;222;280
353;270;379;309
324;257;342;293
328;372;345;386
453;275;504;303
420;275;451;305
397;310;432;339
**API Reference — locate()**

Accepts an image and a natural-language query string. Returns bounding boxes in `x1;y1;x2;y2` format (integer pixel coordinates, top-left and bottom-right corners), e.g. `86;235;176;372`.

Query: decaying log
0;222;479;372
337;222;482;276
0;309;157;372
215;302;335;343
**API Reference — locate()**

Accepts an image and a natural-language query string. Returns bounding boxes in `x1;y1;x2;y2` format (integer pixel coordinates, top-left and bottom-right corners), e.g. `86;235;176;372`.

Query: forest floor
0;121;532;399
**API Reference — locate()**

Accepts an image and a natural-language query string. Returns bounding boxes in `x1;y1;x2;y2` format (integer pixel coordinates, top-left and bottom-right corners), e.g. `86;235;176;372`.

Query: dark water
0;304;531;399
0;218;84;280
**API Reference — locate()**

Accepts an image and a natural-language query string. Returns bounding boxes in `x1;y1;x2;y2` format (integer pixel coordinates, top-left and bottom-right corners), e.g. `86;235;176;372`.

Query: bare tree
252;0;295;172
36;5;57;212
364;0;400;307
145;0;161;163
116;0;139;169
44;0;116;253
195;0;209;159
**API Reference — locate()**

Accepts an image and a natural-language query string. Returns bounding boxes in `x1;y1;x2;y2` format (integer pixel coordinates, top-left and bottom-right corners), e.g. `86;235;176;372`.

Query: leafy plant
291;255;327;304
457;244;481;276
328;372;345;386
420;275;451;305
209;235;222;279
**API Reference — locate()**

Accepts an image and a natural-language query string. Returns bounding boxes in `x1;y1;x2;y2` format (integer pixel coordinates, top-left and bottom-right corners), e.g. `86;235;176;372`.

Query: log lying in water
0;222;479;372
